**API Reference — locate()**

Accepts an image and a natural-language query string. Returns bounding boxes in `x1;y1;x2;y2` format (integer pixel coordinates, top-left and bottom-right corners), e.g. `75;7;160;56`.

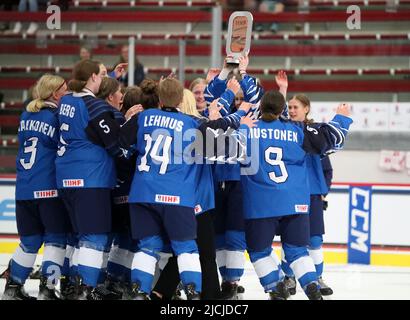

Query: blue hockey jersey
204;74;264;115
205;74;264;182
119;107;246;208
306;154;329;195
239;114;352;219
55;90;119;189
194;163;215;215
16;104;59;200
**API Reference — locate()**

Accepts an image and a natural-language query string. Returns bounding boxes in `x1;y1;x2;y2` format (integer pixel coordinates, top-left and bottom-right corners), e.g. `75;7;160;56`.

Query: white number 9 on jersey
265;147;288;183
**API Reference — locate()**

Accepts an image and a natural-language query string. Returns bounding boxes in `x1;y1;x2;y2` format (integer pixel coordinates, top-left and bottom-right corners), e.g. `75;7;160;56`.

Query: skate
268;281;290;300
76;284;94;300
128;283;150;300
219;281;239;300
172;288;185;300
283;275;297;295
318;277;333;296
169;282;185;300
59;276;78;300
94;284;122;300
77;284;119;300
37;276;61;300
184;283;200;300
305;282;323;300
237;285;245;299
105;276;126;300
149;291;163;300
29;265;41;280
2;277;36;300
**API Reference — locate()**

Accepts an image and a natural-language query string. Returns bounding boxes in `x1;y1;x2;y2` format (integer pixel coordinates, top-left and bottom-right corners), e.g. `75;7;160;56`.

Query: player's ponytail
260;90;285;122
68;59;100;92
140;79;159;110
26;74;65;113
261;113;279;122
68;79;87;92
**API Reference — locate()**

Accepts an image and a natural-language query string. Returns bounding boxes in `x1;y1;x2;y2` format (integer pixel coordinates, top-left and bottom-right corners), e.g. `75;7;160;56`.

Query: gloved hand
323;200;328;211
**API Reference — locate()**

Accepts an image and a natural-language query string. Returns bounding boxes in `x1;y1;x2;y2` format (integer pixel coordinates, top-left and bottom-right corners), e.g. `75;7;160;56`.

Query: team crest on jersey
194;204;202;214
155;194;180;204
295;205;309;213
63;179;84;187
33;189;58;199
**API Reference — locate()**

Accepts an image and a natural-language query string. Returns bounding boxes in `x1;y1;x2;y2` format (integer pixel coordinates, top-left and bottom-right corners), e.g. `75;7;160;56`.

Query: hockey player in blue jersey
55;60;128;300
118;78;253;300
238;90;352;300
204;54;264;116
97;80;154;298
150;92;256;300
281;94;335;296
203;55;267;299
3;74;70;300
95;76;130;298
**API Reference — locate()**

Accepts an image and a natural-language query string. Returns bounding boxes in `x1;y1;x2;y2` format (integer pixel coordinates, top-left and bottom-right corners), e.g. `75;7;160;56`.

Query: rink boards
1;177;410;267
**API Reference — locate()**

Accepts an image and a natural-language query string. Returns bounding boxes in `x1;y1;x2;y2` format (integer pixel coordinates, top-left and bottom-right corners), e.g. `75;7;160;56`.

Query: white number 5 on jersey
99;119;110;133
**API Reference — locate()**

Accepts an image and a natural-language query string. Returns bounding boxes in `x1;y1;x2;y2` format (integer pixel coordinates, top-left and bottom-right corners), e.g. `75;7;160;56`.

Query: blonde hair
26;74;65;113
188;78;207;92
180;89;201;118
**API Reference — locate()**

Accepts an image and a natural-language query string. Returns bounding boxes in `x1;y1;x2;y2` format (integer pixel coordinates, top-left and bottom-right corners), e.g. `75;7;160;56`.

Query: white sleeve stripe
219;97;229;104
247;86;257;95
249;95;258;103
327;122;345;145
329;120;348;132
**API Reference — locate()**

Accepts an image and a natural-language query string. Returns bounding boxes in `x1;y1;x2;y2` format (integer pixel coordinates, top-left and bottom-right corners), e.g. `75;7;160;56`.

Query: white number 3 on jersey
20;137;38;170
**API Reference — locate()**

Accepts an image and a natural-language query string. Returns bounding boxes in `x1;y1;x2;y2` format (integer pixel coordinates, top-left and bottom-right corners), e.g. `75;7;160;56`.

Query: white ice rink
1;254;409;300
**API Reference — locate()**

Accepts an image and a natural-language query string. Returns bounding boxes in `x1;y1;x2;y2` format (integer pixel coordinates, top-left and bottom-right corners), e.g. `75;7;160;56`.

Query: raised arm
303;103;353;155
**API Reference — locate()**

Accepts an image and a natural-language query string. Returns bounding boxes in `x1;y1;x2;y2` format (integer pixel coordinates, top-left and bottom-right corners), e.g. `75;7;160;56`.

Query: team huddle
2;54;352;300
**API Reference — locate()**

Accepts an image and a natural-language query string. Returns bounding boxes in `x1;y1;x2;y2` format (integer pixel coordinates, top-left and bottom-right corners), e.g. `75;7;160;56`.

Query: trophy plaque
226;11;253;65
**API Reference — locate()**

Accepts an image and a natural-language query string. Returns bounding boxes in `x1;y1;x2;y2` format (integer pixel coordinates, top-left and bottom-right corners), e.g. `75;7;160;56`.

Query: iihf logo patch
34;189;58;199
295;205;309;213
155;194;180;204
194;205;202;214
63;179;84;187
